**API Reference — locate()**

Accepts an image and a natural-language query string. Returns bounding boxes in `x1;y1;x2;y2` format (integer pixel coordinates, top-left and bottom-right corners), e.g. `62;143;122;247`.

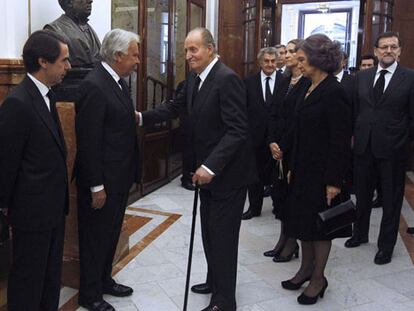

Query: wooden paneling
392;0;414;69
218;0;244;77
0;59;25;104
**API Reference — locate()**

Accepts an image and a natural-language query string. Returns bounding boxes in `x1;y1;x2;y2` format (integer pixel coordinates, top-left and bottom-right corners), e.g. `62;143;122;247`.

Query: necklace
291;74;302;82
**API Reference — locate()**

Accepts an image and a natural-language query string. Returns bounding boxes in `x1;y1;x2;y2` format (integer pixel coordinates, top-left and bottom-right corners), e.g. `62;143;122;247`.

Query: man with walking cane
139;27;255;311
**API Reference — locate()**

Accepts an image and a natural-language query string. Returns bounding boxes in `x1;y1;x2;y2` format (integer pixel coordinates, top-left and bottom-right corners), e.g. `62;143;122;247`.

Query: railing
146;76;168;109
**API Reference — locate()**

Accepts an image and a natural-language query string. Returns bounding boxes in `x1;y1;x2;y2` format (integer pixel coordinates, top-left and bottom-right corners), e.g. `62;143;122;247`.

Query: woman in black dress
264;39;310;262
281;34;352;305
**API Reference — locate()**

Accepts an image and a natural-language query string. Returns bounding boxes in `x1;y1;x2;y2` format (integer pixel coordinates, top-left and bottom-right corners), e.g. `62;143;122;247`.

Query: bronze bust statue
44;0;101;68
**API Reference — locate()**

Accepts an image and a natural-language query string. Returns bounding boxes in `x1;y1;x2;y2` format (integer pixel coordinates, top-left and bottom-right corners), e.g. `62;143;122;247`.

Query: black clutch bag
0;211;9;244
317;199;356;235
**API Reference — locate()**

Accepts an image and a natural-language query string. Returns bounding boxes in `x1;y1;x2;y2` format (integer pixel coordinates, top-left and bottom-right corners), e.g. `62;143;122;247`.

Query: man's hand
269;142;283;160
326;185;341;206
0;208;7;216
192;166;214;185
92;189;107;209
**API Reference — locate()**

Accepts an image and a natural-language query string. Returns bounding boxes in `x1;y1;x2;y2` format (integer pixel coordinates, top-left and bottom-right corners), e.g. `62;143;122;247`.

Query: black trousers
199;187;246;311
8;219;65;311
247;146;274;214
353;149;406;252
77;188;129;303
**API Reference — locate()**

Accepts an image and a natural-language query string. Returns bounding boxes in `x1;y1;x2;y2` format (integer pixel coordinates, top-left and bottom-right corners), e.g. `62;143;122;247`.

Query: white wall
30;0;111;41
0;0;29;58
0;0;111;59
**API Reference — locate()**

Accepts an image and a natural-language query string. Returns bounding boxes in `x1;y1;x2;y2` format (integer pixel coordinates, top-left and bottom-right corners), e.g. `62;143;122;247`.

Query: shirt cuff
91;185;104;193
138;112;143;126
202;165;216;176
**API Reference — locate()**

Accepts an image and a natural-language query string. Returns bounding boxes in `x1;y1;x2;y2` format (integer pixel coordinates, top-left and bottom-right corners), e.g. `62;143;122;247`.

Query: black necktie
192;76;201;105
277;69;283;74
265;76;272;107
47;90;59;126
47;90;64;144
373;69;388;103
118;78;130;98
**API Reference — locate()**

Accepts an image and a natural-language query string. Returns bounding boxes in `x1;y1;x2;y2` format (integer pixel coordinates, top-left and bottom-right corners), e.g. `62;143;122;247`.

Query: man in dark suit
334;51;355;199
74;29;140;311
345;32;414;265
242;47;282;220
140;27;254;311
0;30;70;311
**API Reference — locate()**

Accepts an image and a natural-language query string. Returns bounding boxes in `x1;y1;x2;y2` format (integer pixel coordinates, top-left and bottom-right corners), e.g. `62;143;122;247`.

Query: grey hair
100;29;140;64
257;47;279;61
187;27;217;54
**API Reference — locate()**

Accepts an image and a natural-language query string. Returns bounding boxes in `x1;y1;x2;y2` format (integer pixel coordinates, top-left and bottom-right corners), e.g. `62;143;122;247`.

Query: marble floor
55;174;414;310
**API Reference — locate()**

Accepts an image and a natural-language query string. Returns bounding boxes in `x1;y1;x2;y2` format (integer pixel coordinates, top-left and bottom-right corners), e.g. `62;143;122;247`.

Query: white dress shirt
27;73;51;111
373;61;398;92
335;69;344;82
260;70;277;102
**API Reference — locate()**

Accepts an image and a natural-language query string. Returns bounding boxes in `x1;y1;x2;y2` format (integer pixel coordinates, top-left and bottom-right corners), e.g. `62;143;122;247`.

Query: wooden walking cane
183;184;199;311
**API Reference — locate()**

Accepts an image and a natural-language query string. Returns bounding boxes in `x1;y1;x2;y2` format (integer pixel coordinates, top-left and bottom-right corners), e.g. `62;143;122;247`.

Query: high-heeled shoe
281;276;311;290
297;277;328;305
273;244;299;262
263;247;282;257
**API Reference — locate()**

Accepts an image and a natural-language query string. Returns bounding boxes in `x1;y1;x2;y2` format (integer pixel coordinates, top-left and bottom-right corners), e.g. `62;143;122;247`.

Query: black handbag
317;199;356;235
0;211;9;244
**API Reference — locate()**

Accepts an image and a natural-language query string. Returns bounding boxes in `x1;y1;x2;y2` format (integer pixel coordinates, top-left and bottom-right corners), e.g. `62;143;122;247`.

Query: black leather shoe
297;278;328;305
344;236;368;248
191;283;212;294
201;305;223;311
281;276;311;290
181;180;196;191
263;186;272;197
372;197;382;208
103;283;133;297
263;247;282;257
273;244;299;262
374;250;392;265
241;210;260;220
78;299;115;311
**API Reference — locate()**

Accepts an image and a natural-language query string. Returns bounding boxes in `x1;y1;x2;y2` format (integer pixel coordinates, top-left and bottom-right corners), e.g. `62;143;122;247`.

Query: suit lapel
186;72;196;114
367;67;378;105
190;61;221;118
297;75;333;111
24;77;66;156
379;65;404;105
256;73;265;106
98;63;133;113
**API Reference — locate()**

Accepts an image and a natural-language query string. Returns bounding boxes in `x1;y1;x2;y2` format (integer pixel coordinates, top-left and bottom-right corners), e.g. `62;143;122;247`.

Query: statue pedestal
57;101;130;288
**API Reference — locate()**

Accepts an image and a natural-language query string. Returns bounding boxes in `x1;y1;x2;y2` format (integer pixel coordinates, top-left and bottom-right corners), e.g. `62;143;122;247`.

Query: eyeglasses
377;45;400;51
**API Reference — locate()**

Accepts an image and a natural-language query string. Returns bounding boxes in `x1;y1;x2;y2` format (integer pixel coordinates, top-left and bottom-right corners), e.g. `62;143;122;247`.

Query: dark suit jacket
244;71;283;148
143;60;255;190
340;72;355;108
0;76;68;230
74;63;139;193
268;75;310;154
353;64;414;160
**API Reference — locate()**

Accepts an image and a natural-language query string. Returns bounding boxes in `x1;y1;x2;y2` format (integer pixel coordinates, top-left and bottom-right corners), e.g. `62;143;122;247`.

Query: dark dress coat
267;75;310;219
284;75;352;241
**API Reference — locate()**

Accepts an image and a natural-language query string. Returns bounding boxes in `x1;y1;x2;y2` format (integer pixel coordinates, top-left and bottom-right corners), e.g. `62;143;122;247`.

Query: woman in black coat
264;39;310;262
281;34;352;305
